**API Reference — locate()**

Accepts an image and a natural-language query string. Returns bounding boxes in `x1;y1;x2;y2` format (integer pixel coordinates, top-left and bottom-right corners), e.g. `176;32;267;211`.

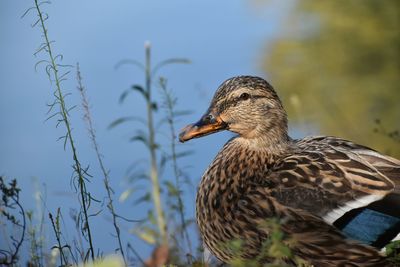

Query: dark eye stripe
217;94;268;113
238;94;266;101
251;95;267;100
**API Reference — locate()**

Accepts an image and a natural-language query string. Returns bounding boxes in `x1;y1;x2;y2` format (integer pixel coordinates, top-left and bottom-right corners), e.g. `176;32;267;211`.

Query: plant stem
49;212;68;265
159;78;192;255
144;42;168;246
34;0;95;261
76;64;127;266
6;192;26;265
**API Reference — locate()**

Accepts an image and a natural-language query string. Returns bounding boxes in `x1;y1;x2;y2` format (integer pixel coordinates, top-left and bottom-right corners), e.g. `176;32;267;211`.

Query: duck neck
234;127;290;156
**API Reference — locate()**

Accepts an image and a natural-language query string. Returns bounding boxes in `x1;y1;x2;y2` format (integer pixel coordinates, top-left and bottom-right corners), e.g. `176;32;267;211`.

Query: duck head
179;76;289;145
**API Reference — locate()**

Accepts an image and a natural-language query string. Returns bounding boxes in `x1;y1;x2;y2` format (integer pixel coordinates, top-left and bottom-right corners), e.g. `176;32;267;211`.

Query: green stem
34;0;95;261
160;79;192;254
144;42;168;246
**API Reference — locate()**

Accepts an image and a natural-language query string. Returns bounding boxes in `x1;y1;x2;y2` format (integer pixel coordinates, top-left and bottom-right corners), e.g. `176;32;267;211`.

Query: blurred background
0;0;399;265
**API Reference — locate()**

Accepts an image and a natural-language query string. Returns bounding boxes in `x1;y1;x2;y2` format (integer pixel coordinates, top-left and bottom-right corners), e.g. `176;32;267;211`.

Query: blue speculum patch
342;208;400;246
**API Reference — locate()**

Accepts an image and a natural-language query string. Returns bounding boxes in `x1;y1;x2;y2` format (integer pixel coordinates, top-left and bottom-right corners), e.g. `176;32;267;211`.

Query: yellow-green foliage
263;0;400;157
386;240;400;265
224;219;310;267
75;256;124;267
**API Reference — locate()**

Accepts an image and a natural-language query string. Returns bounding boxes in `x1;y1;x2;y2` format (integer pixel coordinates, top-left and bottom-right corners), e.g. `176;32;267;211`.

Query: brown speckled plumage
179;76;400;266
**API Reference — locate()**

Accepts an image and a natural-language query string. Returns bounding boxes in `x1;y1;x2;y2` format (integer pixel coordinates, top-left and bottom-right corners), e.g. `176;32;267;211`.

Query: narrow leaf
114;59;145;71
134;192;151;205
119;89;131;104
152;58;191;76
131;226;157;245
119;188;136;203
131;85;148;100
108;116;146;129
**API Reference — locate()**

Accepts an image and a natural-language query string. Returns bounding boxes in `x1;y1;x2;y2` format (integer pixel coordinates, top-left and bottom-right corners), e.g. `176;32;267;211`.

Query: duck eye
239;93;250;100
203;114;214;123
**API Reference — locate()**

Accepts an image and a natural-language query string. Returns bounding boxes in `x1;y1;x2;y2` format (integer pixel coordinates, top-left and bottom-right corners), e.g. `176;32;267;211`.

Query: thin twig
76;63;127;266
159;77;193;255
0;178;26;265
0;180;26;265
33;0;95;260
127;243;146;266
49;212;68;265
12;195;26;265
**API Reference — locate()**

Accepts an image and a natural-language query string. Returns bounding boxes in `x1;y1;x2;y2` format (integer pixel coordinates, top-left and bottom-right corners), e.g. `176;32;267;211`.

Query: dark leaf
134;192;151;205
130;133;150;149
147;210;157;226
108;116;146;129
164;180;179;196
151;102;158;111
132;85;148;100
119;89;131;104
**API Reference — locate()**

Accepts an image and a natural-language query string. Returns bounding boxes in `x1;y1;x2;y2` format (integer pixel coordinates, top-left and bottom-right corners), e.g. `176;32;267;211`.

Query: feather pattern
268;136;395;222
180;76;399;266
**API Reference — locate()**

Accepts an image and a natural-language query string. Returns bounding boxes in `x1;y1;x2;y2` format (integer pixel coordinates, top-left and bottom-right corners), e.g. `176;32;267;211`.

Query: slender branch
127;243;146;266
159;78;192;255
0;178;26;265
49;212;68;265
33;0;95;260
76;63;127;266
13;198;26;264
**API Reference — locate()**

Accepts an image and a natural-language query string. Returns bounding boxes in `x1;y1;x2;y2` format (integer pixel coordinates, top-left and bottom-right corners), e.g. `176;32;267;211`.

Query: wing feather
268;136;396;224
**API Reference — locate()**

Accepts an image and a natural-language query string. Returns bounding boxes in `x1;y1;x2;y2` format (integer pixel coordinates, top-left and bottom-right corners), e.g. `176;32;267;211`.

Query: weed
76;63;129;266
112;42;190;257
24;0;96;261
0;177;26;265
49;209;70;265
159;77;193;258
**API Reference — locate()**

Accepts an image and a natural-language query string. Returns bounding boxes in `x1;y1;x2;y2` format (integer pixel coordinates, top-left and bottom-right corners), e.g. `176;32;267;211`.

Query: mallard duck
179;76;400;266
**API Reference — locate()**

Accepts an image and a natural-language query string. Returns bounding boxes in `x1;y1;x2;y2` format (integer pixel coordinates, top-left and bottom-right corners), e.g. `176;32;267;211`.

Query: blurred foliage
217;219;309;267
0;177;25;265
263;0;400;157
386;240;400;266
76;255;124;267
112;44;195;264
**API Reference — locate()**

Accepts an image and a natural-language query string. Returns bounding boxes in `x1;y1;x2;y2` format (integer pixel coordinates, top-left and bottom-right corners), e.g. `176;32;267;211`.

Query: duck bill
179;114;227;143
